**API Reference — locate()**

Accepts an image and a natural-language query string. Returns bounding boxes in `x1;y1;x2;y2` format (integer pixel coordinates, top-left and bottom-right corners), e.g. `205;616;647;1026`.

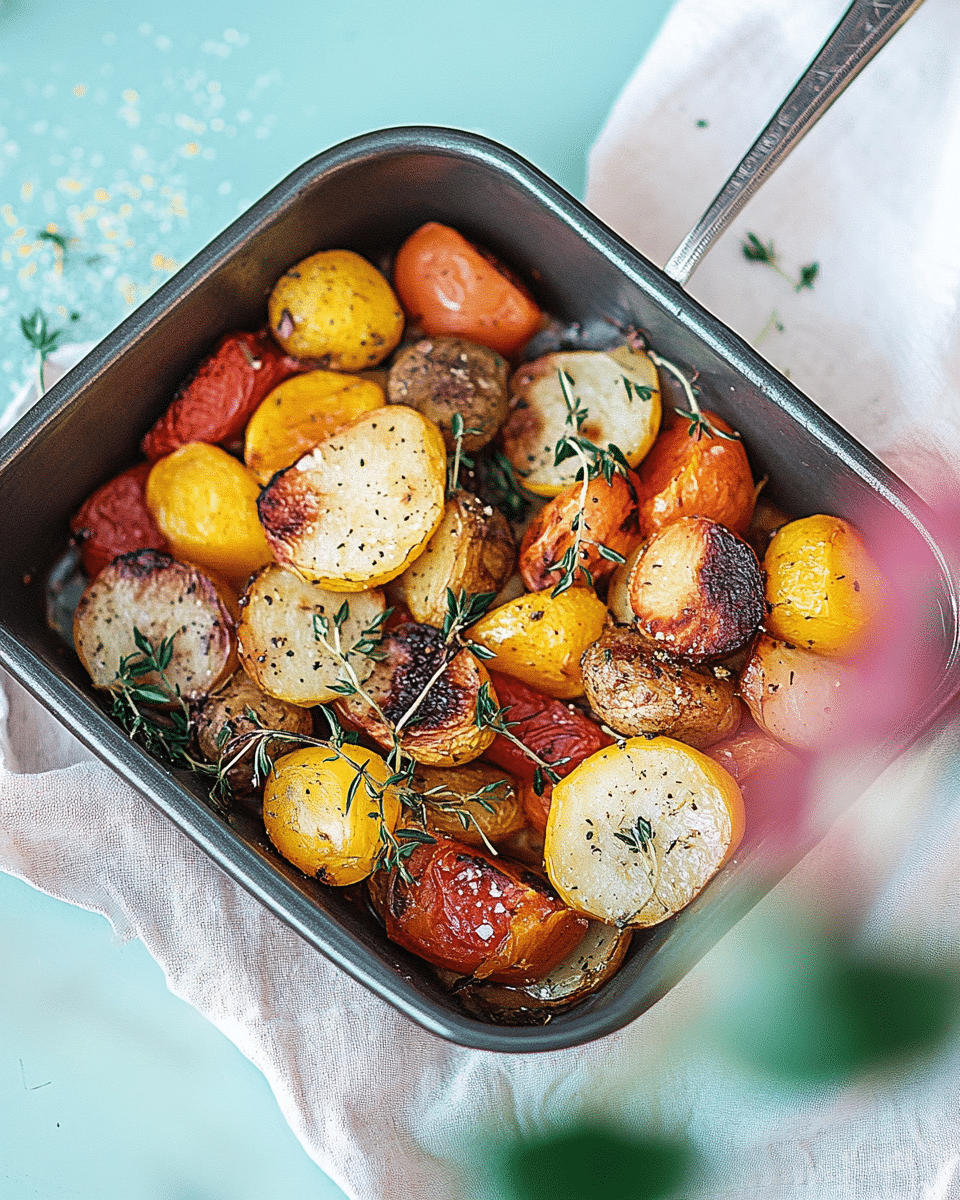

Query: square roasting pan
1;127;958;1051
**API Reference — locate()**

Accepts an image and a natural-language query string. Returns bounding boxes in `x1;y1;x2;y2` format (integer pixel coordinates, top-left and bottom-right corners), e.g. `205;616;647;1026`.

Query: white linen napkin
5;1;960;1196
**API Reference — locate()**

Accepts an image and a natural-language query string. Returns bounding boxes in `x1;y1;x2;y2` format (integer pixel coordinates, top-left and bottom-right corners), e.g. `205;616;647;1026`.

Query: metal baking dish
1;126;958;1051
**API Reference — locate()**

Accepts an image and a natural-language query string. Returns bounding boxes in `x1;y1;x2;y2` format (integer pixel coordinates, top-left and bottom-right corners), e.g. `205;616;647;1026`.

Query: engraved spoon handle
663;0;927;285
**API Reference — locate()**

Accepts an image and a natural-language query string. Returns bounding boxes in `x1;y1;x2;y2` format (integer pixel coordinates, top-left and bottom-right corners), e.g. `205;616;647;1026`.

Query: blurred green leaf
491;1123;694;1200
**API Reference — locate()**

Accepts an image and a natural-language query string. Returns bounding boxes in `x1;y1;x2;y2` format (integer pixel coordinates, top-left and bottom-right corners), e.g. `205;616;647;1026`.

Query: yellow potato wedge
501;345;661;496
544;736;744;927
257;405;447;591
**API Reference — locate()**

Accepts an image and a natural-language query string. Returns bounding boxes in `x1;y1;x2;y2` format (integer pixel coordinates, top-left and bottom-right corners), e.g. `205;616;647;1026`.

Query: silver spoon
664;0;927;285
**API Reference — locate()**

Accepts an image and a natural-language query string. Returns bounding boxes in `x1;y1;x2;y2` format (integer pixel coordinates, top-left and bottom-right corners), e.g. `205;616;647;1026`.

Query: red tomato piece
141;330;303;461
70;462;168;579
392;222;543;358
483;670;613;785
383;837;587;984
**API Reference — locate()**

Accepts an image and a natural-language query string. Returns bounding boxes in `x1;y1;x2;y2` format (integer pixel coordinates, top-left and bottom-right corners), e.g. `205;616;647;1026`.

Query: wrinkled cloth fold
5;1;960;1196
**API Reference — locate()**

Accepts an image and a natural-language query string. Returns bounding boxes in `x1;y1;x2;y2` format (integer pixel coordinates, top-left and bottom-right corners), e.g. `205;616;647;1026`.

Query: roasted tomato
392;222;543;358
634;410;755;537
141;330;302;461
70;461;168;579
376;837;588;984
483;671;613;784
518;470;643;593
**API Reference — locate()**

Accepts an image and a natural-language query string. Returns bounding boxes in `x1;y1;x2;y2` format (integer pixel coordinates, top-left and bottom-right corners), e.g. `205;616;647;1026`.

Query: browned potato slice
257;405;446;591
740;634;852;751
581;626;741;749
387;490;515;626
334;622;496;766
387;336;509;452
237;564;385;706
501;345;661;496
628;515;764;662
73;549;237;701
409;762;525;847
195;670;313;793
450;920;632;1024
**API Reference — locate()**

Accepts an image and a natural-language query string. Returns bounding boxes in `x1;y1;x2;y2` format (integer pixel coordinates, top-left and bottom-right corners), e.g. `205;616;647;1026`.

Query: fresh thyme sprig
645;349;740;443
742;232;819;293
446;412;482;495
474;679;564;797
613;814;655;854
477;446;531;523
20;308;64;397
36;229;72;261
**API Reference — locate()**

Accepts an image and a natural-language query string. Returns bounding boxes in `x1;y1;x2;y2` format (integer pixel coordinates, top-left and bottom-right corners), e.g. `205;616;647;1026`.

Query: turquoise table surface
0;1;675;1195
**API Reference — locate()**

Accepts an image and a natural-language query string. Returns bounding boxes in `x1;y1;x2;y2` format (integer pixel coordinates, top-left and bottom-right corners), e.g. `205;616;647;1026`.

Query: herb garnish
742;232;819;293
20;308;64;397
614;815;655;854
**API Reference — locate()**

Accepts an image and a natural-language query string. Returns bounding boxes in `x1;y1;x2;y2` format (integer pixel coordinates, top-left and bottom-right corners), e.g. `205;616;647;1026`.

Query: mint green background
0;1;675;1196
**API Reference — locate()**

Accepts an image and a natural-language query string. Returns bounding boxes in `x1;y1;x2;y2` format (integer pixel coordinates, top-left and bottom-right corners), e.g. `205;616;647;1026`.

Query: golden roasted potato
73;549;237;701
243;370;385;485
518;470;643;593
581;626;742;749
263;743;401;885
606;540;644;624
194;670;313;793
628;515;764;662
634;410;756;537
257;405;446;591
386;336;509;452
387;490;515;626
334;622;496;766
408;762;525;847
763;514;881;656
145;442;273;592
237;564;385;706
501;344;661;496
267;249;404;369
544;736;745;927
467;586;608;699
740;633;852;751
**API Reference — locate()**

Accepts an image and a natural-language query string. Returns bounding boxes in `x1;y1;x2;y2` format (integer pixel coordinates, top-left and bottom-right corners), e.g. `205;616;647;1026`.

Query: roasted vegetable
628;515;764;662
387;490;515;627
141;330;303;461
386;336;509;452
145;442;273;592
392;222;543;358
544;736;745;927
373;837;588;984
467;586;607;699
581;626;741;749
634;409;755;536
258;405;446;591
704;715;797;783
408;762;525;848
334;622;496;766
501;345;661;496
243;369;385;485
73;549;237;701
763;514;881;656
195;670;313;793
70;461;168;579
740;633;852;751
237;565;385;706
268;249;404;369
518;470;642;593
263;743;401;885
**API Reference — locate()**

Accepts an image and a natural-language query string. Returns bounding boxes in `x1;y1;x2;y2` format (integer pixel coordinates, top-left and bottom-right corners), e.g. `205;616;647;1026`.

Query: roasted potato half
387;490;515;627
501;345;661;496
334;622;496;766
373;837;588;984
544;736;745;927
387;336;509;452
740;634;853;751
258;405;446;591
408;762;525;848
628;516;765;662
467;586;608;699
581;626;742;749
237;565;385;706
73;549;237;702
194;670;313;793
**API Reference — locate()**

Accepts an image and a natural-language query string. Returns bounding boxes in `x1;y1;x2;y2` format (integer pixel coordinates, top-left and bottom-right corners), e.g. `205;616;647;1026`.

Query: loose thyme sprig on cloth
742;232;819;293
20;308;65;397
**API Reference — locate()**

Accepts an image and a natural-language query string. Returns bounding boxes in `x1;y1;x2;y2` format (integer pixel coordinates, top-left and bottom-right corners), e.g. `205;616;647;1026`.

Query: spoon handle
663;0;927;285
